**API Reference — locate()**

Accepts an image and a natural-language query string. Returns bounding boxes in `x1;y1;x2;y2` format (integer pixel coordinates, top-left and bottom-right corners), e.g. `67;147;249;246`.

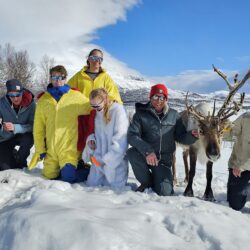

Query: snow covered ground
0;145;250;250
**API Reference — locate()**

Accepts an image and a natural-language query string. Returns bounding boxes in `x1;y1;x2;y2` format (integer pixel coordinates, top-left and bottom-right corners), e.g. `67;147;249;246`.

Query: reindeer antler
220;93;245;121
185;92;210;123
213;65;250;120
212;64;233;91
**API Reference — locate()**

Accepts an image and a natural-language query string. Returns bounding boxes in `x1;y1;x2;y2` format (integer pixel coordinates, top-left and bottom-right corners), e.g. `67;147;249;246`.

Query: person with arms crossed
68;48;122;103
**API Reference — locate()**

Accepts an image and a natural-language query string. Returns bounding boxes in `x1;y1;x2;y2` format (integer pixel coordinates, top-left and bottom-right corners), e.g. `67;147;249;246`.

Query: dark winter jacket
0;89;36;142
127;102;197;165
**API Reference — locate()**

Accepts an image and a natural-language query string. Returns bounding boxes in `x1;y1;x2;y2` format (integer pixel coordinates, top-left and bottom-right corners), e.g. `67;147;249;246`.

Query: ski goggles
7;92;23;97
88;55;103;62
51;75;66;81
151;94;166;102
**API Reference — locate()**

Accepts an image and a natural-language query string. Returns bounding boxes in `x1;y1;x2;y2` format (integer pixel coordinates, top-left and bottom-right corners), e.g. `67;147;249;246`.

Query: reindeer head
187;102;229;161
185;65;249;162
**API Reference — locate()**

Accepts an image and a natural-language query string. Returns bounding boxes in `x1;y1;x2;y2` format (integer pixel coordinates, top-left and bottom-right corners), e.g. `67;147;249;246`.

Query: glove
28;153;40;170
28;152;46;170
40;153;46;160
90;155;101;167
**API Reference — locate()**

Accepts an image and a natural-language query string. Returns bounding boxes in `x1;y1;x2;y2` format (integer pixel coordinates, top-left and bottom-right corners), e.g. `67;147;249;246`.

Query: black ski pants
0;132;33;171
127;147;174;196
227;168;250;211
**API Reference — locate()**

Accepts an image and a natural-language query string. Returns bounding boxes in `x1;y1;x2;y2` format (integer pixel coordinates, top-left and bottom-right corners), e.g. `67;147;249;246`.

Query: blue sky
94;0;250;76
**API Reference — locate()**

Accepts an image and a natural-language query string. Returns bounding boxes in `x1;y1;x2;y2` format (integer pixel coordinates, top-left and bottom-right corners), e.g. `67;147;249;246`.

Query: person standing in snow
29;65;90;183
227;112;250;211
68;48;122;104
0;79;35;170
82;88;129;188
127;84;199;196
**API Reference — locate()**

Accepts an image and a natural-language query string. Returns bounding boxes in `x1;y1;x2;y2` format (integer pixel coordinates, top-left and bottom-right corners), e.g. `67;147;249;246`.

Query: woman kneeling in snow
83;88;129;188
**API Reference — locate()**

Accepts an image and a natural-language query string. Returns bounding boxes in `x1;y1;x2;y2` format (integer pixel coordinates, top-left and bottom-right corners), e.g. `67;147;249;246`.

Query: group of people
0;48;249;211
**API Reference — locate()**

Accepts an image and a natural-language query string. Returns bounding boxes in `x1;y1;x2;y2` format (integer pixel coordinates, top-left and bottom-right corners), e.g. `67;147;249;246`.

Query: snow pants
127;147;173;196
86;159;128;188
0;132;33;170
227;169;250;211
42;149;81;180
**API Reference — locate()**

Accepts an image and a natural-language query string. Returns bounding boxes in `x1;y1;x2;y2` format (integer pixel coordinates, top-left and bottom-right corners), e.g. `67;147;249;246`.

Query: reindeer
178;65;250;201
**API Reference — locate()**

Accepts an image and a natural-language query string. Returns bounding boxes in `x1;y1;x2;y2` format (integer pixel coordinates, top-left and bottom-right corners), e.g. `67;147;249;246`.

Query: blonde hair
90;88;113;124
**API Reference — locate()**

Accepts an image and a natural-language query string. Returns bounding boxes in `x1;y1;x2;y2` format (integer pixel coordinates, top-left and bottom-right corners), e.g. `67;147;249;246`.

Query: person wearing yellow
68;48;122;103
29;65;90;183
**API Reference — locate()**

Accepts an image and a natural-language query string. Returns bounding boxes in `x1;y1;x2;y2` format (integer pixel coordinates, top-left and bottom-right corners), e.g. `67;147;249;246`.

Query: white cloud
148;69;244;93
0;0;140;76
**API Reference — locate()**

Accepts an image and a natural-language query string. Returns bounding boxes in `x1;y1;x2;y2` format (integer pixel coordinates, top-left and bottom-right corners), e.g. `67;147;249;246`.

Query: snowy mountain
102;62;250;111
117;76;250;113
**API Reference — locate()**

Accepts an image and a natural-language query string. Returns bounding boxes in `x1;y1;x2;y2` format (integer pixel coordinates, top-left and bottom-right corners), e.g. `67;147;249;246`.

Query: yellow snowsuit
68;66;122;103
29;89;90;179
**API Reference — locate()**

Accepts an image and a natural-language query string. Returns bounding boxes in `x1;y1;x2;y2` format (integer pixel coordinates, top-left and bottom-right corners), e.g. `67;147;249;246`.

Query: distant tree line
0;43;55;95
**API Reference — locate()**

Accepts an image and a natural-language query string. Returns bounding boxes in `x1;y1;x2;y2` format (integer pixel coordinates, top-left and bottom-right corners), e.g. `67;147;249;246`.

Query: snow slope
0;146;250;250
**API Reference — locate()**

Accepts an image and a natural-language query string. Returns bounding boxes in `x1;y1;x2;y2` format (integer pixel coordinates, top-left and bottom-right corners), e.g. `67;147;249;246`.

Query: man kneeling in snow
127;84;199;196
29;65;89;183
0;79;35;170
227;112;250;210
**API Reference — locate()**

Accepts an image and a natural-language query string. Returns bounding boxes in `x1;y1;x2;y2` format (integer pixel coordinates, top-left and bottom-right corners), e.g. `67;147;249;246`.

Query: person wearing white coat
83;88;129;188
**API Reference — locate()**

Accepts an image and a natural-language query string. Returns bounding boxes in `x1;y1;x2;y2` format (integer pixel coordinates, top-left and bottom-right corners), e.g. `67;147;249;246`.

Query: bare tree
0;43;35;91
0;45;5;95
38;54;55;90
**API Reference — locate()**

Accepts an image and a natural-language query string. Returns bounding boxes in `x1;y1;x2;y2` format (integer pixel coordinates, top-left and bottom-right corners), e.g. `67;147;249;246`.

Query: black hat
6;79;23;93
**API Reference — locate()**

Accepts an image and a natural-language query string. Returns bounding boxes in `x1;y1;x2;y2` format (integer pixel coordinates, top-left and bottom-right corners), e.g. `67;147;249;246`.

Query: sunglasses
151;95;166;102
88;55;103;62
90;99;104;110
7;92;23;97
51;75;66;81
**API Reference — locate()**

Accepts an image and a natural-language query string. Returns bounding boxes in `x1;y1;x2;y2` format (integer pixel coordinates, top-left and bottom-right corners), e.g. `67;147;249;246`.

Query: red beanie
150;83;168;98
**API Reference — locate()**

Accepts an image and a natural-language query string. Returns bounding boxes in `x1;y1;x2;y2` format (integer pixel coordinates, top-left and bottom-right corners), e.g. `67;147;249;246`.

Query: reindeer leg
183;149;189;183
184;147;197;197
172;151;177;186
203;161;216;201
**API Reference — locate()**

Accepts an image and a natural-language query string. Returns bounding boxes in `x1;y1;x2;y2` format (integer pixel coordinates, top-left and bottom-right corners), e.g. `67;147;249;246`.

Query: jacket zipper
159;119;162;162
150;109;169;163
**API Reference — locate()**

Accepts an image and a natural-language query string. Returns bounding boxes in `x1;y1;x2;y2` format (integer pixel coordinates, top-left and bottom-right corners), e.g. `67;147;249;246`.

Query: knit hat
6;79;23;93
150;83;168;98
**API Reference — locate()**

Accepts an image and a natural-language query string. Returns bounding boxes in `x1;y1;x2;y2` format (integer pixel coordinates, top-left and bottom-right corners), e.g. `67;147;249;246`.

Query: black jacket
127;102;197;165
